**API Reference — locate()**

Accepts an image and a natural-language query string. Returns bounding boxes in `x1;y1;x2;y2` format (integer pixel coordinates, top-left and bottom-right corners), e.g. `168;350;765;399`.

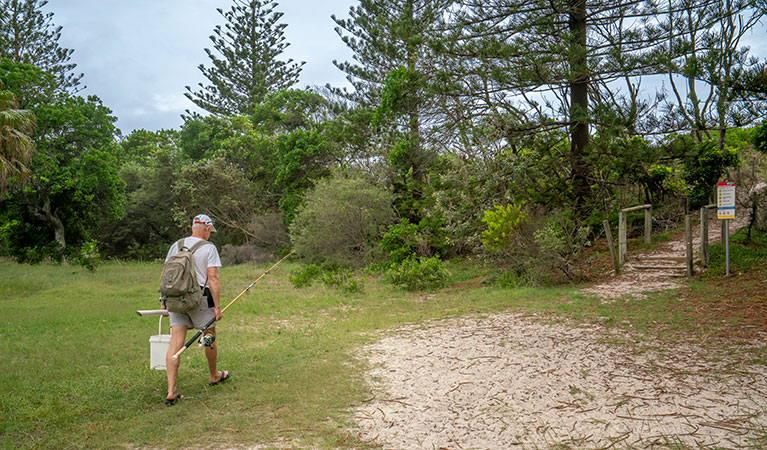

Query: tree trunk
569;0;590;208
27;192;67;257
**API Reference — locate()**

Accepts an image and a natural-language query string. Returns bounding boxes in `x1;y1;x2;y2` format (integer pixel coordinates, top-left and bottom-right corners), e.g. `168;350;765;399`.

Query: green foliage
0;79;35;189
372;67;421;128
289;172;395;267
0;1;82;90
707;228;767;273
289;263;324;288
0;57;57;107
532;212;590;281
185;0;303;116
754;120;767;154
481;203;528;252
275;128;335;224
178;115;238;161
681;139;740;208
384;255;450;291
320;267;363;293
74;239;101;272
289;263;363;293
0;93;124;261
251;89;332;135
118;128;179;164
97;140;182;259
381;218;420;263
490;269;537;288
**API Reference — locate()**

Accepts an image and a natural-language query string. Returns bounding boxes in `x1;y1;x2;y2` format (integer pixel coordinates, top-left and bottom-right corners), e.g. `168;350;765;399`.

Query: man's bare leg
204;327;224;384
166;324;188;400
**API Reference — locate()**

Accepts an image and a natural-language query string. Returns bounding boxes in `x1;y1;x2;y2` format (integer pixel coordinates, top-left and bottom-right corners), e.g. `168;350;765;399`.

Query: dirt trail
353;314;767;449
582;215;748;300
352;215;766;449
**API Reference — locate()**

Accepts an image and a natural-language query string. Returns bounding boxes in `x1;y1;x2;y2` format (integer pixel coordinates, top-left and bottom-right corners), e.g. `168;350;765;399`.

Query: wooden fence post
603;220;619;275
618;210;626;266
701;207;709;267
644;206;652;244
685;214;693;276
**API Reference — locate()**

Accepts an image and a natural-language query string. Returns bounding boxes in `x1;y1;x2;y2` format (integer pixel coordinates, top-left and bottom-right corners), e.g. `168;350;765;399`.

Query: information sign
717;181;736;220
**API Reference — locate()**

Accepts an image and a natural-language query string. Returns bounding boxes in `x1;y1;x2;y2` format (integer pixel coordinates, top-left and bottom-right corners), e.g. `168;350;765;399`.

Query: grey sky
43;2;766;135
48;0;356;135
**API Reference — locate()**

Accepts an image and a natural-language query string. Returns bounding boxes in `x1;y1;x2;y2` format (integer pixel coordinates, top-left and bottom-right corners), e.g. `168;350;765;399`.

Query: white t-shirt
165;237;222;287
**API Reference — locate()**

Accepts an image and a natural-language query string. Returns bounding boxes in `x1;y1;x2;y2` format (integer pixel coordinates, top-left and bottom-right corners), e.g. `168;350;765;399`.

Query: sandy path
352;215;764;449
353;314;767;449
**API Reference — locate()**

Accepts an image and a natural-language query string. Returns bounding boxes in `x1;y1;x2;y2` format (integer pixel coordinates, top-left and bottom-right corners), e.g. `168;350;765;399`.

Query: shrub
481;203;528;253
289;264;324;288
320;267;363;293
289;172;395;267
220;244;274;265
532;212;590;281
384;255;450;291
380;219;420;263
481;206;589;284
75;240;101;272
290;263;363;293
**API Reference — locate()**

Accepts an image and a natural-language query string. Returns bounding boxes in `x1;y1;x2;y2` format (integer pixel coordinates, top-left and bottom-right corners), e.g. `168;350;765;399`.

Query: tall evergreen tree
0;0;82;91
185;0;304;116
438;0;753;209
333;0;452;220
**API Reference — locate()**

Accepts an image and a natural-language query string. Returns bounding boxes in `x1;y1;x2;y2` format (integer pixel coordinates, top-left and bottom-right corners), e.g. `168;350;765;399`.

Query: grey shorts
169;303;216;330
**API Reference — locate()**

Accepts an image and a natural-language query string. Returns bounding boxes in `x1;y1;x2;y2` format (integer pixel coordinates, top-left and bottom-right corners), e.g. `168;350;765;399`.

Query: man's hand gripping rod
170;251;295;361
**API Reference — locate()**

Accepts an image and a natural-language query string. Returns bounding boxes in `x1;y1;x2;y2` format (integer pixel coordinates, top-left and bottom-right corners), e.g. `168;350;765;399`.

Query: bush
380;219;420;263
384;256;450;291
220;244;275;265
320;267;363;293
481;206;589;284
289;264;324;288
289;263;363;293
75;240;101;272
481;203;528;253
289;172;395;267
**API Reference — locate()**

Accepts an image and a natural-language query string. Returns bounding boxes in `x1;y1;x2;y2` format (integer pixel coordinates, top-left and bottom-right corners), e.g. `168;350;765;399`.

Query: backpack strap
188;239;211;289
187;239;210;254
176;238;186;251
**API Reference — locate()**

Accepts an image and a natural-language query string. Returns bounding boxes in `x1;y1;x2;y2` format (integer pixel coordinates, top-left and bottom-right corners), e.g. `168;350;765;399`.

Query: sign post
717;181;736;276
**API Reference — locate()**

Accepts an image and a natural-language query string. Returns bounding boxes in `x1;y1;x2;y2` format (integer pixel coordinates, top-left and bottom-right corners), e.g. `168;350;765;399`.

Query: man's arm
208;266;222;320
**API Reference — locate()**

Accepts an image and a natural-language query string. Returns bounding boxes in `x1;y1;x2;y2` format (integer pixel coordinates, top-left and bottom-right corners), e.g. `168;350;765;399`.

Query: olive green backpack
159;239;208;313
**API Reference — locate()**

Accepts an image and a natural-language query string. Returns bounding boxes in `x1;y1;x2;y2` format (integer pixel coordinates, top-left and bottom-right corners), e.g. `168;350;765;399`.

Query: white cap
193;214;216;232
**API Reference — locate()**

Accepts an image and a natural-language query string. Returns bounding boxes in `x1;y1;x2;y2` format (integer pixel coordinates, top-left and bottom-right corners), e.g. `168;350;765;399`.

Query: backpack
159;238;209;313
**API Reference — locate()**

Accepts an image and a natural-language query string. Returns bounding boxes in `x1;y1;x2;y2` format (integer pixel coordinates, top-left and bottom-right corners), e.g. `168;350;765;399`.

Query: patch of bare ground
353;314;767;449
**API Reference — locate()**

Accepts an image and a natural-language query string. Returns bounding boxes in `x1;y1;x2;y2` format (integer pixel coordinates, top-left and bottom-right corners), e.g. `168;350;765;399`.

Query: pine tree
333;0;452;220
0;0;82;91
438;0;742;208
185;0;304;116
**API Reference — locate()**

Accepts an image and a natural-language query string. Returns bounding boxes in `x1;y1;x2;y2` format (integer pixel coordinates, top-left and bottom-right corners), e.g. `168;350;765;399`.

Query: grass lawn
1;232;765;449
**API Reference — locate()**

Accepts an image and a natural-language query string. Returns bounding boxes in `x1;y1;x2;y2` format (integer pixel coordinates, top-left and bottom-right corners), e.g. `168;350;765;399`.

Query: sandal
165;394;184;406
209;370;231;386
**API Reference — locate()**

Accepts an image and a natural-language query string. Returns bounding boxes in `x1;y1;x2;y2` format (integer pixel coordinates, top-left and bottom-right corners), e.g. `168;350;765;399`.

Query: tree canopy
185;0;304;116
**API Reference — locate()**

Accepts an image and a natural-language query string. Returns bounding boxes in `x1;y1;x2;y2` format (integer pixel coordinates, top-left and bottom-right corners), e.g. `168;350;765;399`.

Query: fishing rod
170;250;295;361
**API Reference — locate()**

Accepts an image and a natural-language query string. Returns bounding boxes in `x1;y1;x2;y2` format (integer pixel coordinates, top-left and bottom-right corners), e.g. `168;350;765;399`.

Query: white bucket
149;315;171;370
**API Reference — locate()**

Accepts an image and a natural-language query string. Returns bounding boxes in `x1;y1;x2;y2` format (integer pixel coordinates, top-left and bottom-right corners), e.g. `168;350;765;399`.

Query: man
163;214;230;405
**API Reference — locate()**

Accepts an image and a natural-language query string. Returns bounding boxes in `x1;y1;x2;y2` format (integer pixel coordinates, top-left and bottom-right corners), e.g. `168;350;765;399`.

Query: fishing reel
199;332;216;348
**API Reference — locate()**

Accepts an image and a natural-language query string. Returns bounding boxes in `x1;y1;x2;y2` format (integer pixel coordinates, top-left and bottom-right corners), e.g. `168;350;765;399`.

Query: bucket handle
158;314;167;335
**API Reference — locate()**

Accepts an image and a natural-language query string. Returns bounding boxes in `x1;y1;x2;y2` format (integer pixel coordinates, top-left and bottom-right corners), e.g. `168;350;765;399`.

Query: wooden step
633;256;687;263
629;265;687;270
